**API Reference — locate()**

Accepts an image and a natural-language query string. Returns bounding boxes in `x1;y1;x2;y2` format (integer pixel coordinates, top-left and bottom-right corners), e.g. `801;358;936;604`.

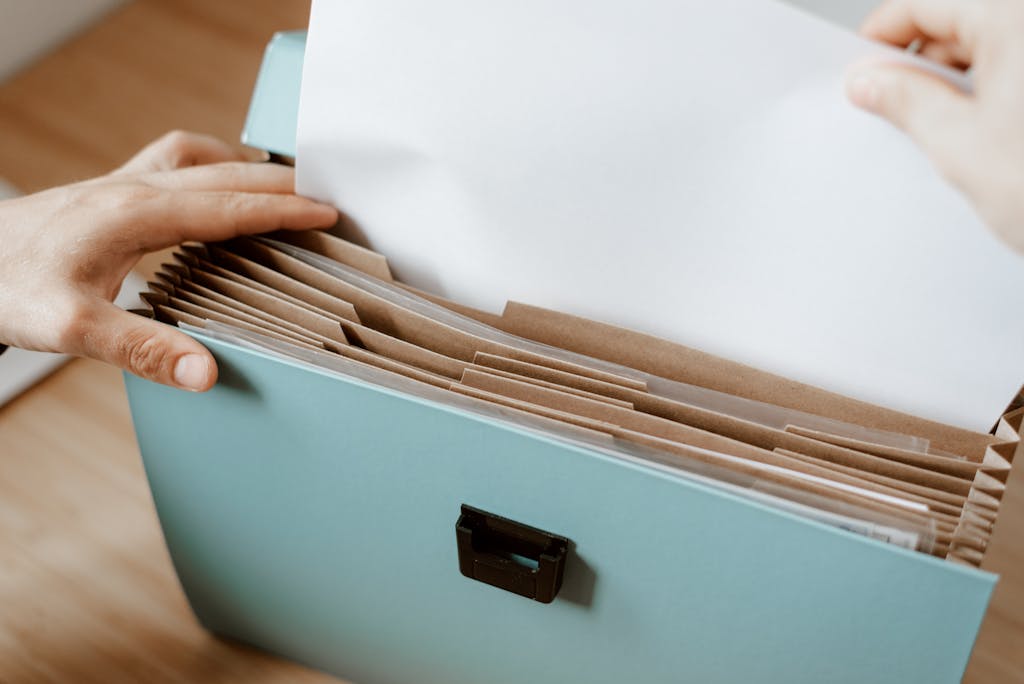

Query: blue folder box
124;31;1020;683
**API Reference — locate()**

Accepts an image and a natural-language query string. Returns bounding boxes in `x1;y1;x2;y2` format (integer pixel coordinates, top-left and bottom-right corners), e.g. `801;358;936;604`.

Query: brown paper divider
773;448;967;508
968;470;1006;497
486;355;979;497
948;545;985;566
605;427;945;547
784;424;993;480
170;286;346;349
198;249;362;323
159;297;448;390
495;349;647;392
456;367;960;531
449;384;941;539
462;363;975;496
771;449;963;517
472;349;962;496
450;383;622;437
170;253;471;382
164;294;330;349
497;301;1000;460
771;435;973;496
464;365;635;409
459;368;778;464
267;229;394;282
189;265;359;326
994;406;1024;450
157;280;946;551
223;239;649;391
473;352;640;401
325;344;452;389
154;268;181;287
176;278;349;345
398;283;506;328
220;239;479;357
966;487;1001;512
155;302;325;352
155;280;453;389
338;319;468;379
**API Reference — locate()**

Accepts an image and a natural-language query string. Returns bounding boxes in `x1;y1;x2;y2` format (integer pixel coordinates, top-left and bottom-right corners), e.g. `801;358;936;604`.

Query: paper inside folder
296;0;1024;432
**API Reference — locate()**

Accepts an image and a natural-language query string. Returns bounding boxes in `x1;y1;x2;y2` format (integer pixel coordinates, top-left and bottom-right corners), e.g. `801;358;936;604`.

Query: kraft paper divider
447;382;943;545
156;308;452;390
203;268;468;378
496;302;1003;460
140;235;1023;565
399;283;507;329
155;267;453;389
472;352;643;400
267;229;394;282
174;248;974;520
172;250;471;380
192;240;991;501
173;264;464;381
768;449;965;517
149;299;325;352
176;278;349;344
226;238;651;391
773;449;968;509
145;287;319;347
342;274;966;466
456;369;962;525
179;246;364;323
188;267;360;327
495;300;1023;564
269;228;508;329
161;284;347;350
474;349;977;497
155;250;962;528
169;292;335;350
465;364;636;410
783;424;1001;480
256;237;654;393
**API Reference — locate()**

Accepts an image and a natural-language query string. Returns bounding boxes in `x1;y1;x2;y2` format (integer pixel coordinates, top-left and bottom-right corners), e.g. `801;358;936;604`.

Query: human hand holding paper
847;0;1024;252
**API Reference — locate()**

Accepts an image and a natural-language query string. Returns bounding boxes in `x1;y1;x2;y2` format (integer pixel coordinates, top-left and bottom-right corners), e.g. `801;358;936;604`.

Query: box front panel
125;338;995;684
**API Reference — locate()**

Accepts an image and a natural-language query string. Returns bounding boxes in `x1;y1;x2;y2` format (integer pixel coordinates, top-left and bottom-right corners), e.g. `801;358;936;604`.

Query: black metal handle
455;504;570;604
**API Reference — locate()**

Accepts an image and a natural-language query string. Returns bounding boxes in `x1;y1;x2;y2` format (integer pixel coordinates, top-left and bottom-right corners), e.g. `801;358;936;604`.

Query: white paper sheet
296;0;1024;432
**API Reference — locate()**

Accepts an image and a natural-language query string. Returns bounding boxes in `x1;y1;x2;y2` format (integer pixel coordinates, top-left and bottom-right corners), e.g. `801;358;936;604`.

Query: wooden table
0;1;1021;682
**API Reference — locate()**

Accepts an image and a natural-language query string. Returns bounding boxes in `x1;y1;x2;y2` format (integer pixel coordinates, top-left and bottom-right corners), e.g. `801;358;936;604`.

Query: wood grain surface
0;1;1020;682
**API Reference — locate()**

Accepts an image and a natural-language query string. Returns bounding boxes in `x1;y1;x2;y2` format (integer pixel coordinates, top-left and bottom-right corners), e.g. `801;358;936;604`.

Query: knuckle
158;129;200;167
119;327;173;379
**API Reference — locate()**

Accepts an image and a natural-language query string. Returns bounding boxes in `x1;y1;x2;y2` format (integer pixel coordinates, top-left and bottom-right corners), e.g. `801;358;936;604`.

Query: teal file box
124;31;1008;684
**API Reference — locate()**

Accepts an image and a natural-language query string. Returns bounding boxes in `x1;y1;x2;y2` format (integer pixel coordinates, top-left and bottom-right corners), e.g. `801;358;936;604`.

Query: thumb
846;63;977;184
75;300;217;391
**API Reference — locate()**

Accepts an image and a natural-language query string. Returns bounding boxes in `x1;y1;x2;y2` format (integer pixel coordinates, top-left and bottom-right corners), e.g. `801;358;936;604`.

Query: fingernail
173;353;209;391
848;72;881;111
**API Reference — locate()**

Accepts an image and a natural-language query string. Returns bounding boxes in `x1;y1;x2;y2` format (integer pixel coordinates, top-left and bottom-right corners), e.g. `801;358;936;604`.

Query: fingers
861;0;982;56
918;41;972;70
70;299;217;391
140;161;297;194
114;130;245;175
846;63;977;185
118;190;338;251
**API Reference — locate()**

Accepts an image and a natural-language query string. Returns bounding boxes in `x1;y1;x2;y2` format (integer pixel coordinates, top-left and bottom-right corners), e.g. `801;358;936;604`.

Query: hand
0;131;338;391
845;0;1024;253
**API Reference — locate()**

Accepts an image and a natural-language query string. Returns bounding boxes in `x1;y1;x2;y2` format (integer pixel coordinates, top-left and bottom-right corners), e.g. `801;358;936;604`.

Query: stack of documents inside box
139;231;1021;567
